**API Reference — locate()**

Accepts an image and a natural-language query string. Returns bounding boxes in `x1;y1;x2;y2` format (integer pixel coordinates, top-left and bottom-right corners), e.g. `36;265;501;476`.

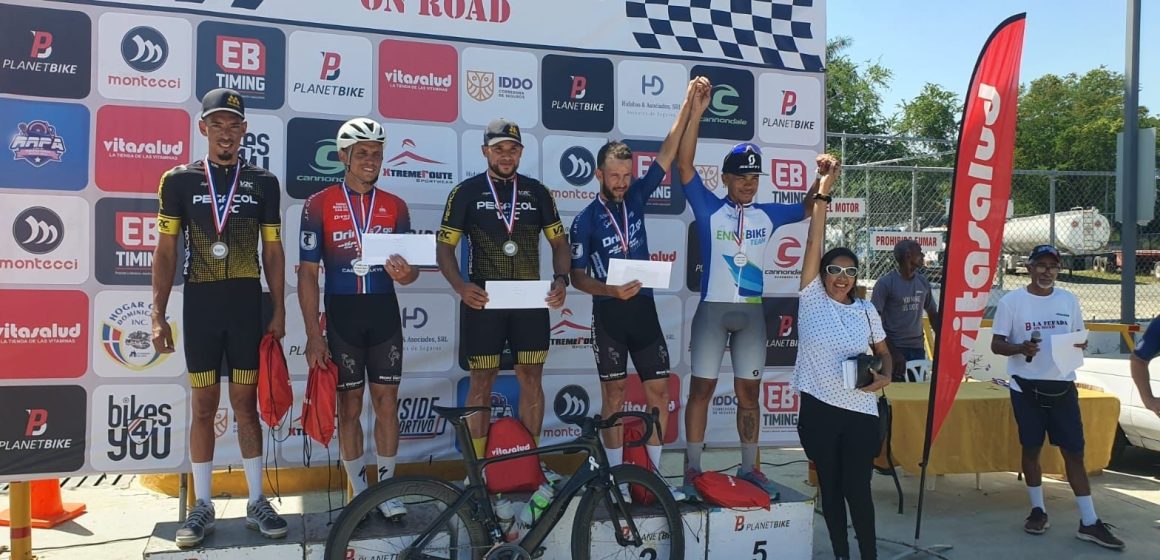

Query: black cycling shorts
592;295;670;382
325;294;404;391
461;292;549;370
183;279;262;389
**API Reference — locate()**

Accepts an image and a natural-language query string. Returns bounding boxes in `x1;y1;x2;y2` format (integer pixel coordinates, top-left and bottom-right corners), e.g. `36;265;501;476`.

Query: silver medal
211;241;229;260
352;260;370;277
733;252;749;267
502;240;518;257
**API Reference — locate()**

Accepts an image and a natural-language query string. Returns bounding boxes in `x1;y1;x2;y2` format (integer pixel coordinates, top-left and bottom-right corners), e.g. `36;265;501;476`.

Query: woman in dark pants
792;155;892;560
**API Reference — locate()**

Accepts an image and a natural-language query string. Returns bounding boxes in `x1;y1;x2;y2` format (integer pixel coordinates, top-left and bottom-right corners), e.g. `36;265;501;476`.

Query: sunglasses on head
731;142;761;156
825;264;858;277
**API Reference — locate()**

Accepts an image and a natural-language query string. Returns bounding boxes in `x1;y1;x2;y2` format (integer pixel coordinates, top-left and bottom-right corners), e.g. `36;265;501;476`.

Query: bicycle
324;405;684;560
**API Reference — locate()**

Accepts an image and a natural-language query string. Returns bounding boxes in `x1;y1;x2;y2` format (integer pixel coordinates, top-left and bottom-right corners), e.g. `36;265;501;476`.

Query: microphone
1026;330;1041;363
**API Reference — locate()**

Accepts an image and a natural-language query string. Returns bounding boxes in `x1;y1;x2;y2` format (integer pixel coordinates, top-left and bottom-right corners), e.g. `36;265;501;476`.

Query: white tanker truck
999;207;1111;273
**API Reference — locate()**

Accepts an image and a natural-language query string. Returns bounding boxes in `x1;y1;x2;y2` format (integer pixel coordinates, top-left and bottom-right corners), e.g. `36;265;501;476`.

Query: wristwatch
813;193;833;202
552;273;570;287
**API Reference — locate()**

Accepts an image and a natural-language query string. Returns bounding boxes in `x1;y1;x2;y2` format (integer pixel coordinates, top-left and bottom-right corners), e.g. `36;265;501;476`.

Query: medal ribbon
342;182;377;257
734;203;746;250
600;198;630;254
204;157;240;236
485;173;519;236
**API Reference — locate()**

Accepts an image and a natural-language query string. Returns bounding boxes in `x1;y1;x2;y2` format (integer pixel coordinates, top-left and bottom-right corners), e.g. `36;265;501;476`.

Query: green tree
825;36;893;137
895;83;961;141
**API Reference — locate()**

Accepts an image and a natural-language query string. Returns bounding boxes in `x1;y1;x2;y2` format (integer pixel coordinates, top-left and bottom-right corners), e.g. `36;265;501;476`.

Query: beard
601;184;623;202
488;162;517;180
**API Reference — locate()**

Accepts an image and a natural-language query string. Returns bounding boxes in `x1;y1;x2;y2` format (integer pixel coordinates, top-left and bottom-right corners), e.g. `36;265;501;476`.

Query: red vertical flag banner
929;14;1026;443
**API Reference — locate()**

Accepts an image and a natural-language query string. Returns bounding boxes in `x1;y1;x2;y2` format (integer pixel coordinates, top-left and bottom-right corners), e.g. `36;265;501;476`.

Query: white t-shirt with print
991;287;1084;391
793;277;887;416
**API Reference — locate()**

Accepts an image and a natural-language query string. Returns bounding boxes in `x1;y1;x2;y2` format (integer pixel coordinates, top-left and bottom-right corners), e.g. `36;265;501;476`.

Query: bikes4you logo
0;385;87;477
90;384;187;471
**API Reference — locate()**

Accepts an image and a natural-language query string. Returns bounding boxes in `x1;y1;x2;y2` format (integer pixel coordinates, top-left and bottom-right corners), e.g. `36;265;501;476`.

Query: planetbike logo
30;31;53;59
780;90;798;116
553;384;590;419
120;27;168;73
320;51;341;80
13;207;63;254
559;146;594;186
104;394;173;461
10;120;66;167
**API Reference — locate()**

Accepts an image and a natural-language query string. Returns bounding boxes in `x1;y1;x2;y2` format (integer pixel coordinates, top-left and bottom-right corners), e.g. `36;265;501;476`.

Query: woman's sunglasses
825;265;858;277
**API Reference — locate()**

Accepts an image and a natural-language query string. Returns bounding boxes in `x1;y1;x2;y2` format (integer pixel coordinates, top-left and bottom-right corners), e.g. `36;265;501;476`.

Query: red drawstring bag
484;417;547;493
621;420;657;505
258;334;294;429
693;471;771;510
301;360;338;447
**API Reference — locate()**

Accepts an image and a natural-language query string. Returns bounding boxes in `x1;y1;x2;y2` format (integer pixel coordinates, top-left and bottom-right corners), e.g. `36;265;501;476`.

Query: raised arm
653;79;699;174
799;155;840;289
675;77;711;186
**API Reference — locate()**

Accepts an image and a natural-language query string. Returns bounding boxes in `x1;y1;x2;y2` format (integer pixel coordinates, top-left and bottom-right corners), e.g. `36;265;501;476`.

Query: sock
192;461;213;504
605;445;623;467
740;443;759;472
686;442;703;472
344;458;368;495
1028;485;1045;511
241;456;264;504
377;455;397;482
1076;495;1098;525
646;444;663;471
472;437;487;459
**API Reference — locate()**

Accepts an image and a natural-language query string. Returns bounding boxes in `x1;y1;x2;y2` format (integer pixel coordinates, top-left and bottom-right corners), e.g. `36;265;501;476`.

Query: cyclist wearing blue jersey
297;118;419;519
570;79;699;502
676;78;819;497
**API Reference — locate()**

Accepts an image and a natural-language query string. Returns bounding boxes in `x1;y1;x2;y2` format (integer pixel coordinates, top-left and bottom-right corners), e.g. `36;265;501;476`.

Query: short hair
596;141;632;169
893;239;922;263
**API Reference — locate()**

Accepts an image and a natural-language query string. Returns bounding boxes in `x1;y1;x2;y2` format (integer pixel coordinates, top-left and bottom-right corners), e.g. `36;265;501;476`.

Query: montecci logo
103;137;184;160
0;322;82;344
106;394;173;461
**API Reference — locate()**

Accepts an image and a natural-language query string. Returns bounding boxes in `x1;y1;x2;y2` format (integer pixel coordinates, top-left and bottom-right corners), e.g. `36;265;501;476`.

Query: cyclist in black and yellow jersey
437;119;570;479
151;88;288;548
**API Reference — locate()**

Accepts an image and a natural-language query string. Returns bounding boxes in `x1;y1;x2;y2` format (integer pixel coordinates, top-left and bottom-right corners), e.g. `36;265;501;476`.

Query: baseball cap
722;143;764;175
484;118;522;147
1028;244;1061;262
200;88;245;120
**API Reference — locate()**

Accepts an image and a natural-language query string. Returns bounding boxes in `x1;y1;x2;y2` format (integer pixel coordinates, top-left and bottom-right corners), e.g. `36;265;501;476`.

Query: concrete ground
2;446;1157;559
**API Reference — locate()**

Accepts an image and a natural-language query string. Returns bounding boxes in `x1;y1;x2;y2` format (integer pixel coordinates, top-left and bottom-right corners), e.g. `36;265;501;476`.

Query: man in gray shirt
871;239;940;381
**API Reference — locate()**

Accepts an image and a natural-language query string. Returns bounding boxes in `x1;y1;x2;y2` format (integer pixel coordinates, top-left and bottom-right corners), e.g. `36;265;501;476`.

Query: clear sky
827;0;1159;122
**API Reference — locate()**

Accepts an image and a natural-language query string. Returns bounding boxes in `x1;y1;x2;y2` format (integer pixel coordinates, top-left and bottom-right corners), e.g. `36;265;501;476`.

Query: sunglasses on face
825;265;858;277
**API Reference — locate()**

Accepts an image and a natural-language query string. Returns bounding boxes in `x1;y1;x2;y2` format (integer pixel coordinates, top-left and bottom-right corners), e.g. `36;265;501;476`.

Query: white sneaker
541;462;562;485
667;484;687;502
377;498;407;520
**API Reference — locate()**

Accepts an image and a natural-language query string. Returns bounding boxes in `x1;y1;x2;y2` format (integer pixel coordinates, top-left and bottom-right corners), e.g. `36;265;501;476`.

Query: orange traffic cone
0;479;86;529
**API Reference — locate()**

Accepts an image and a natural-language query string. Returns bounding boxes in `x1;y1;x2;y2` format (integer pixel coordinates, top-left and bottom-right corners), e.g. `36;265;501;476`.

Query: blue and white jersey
684;171;804;303
569;164;666;301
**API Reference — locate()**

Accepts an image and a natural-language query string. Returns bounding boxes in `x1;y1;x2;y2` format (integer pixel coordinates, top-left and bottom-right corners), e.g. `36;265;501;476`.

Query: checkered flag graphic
625;0;824;71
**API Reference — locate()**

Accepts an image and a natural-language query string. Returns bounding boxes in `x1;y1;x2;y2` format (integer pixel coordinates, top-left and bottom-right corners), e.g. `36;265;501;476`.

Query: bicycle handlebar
591;409;660;447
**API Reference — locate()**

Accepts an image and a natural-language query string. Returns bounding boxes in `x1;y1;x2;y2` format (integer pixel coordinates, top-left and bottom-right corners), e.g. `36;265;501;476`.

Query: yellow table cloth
882;381;1120;476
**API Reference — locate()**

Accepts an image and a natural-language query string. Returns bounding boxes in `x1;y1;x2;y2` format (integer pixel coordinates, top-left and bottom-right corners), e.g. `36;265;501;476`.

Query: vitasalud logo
90;385;186;471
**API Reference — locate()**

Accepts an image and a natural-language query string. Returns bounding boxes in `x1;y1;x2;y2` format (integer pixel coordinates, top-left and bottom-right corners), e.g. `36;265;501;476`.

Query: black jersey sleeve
536;183;565;240
260;172;282;242
438;182;470;246
156;167;184;236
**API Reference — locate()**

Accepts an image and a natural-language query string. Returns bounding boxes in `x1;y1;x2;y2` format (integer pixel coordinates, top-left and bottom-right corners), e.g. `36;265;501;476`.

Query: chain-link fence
825;132;1160;321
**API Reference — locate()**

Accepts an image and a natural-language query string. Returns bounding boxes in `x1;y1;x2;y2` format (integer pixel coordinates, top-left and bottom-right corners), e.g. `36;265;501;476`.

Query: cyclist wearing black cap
152;88;287;547
437;119;570;476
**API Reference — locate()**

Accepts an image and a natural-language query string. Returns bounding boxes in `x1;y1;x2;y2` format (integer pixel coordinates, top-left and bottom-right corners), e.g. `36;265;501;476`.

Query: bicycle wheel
571;464;684;560
325;475;489;560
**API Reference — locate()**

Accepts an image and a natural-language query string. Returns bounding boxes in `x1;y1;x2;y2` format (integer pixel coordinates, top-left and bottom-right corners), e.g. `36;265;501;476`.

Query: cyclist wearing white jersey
675;77;818;498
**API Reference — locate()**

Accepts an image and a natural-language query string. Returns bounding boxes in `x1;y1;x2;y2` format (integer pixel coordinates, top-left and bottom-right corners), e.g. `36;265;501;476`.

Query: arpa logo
120;27;167;72
13;207;63;254
197;21;285;109
559;146;595;186
553;384;590;420
780;90;798;116
10;120;66;167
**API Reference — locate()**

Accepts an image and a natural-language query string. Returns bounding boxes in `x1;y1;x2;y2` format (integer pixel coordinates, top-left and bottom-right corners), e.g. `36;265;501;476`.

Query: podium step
143;513;306;560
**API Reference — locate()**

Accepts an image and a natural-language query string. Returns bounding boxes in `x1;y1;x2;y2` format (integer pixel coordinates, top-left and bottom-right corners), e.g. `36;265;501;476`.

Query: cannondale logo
309;139;344;176
121;27;168;73
708;84;740;117
13;207;64;254
559;146;595;187
553;384;590;420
